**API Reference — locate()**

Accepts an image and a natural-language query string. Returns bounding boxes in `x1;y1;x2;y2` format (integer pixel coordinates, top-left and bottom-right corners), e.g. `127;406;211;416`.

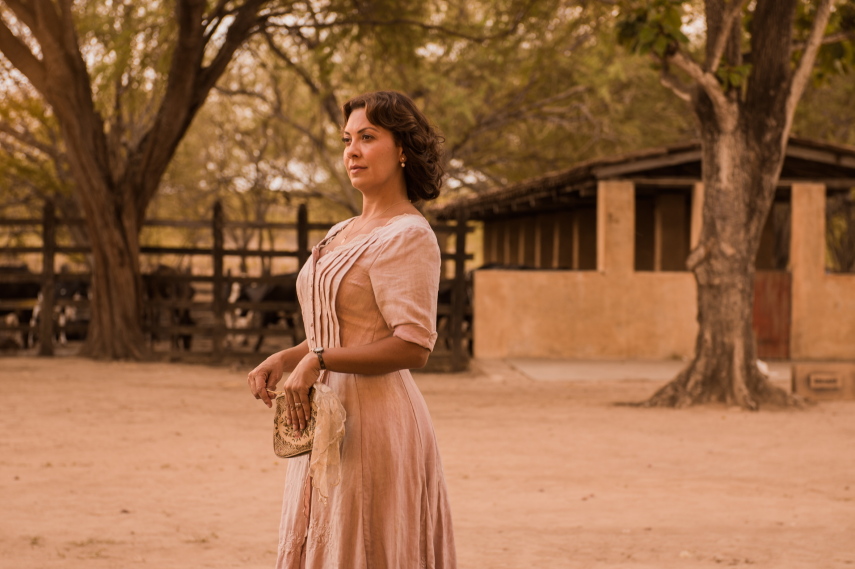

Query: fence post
450;209;469;371
297;203;309;269
39;201;56;356
212;202;225;359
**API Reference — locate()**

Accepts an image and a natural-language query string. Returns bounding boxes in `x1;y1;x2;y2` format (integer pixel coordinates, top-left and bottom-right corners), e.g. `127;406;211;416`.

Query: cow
225;272;303;352
143;265;195;351
54;270;91;345
26;268;91;348
0;264;40;350
224;281;253;349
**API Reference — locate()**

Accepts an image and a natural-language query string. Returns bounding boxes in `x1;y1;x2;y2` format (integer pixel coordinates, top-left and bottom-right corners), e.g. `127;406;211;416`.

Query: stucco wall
471;180;855;361
473;180;697;360
473;270;697;359
790;183;855;360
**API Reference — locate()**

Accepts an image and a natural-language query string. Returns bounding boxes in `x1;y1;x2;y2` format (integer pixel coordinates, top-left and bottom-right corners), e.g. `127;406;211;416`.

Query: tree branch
668;50;736;130
785;0;835;134
262;30;341;125
3;0;107;185
0;123;58;157
2;0;37;30
135;0;271;218
28;0;69;56
203;0;232;28
262;31;319;95
472;86;589;134
0;17;47;94
791;29;855;52
705;0;749;72
659;66;692;102
264;8;534;43
199;1;270;94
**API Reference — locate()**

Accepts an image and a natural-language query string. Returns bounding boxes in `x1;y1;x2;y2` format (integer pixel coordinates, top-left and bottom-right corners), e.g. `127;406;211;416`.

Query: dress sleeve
368;223;441;351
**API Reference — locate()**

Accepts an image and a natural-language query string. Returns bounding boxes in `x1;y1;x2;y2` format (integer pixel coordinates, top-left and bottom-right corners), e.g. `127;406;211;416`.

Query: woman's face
342;108;405;194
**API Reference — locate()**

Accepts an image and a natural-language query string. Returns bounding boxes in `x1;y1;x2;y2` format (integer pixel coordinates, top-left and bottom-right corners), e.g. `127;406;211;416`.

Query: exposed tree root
628;358;804;410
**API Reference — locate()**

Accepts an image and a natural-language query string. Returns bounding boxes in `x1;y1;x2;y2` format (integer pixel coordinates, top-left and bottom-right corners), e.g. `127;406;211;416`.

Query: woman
247;90;456;568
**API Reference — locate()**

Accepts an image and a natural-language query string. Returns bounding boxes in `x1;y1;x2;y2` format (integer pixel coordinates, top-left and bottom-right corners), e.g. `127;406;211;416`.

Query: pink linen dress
275;213;456;569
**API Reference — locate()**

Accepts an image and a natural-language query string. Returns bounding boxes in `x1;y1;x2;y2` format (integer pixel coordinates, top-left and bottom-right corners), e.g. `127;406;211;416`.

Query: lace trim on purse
269;382;346;502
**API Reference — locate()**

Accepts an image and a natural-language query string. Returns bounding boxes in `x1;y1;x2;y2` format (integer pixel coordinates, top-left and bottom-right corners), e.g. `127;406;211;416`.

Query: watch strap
312;347;326;370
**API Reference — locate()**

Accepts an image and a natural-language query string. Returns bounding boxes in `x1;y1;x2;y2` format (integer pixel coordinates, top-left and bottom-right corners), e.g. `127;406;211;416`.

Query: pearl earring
400;160;406;168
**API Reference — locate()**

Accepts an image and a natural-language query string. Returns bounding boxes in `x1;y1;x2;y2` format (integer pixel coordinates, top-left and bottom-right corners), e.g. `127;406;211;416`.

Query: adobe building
432;137;855;362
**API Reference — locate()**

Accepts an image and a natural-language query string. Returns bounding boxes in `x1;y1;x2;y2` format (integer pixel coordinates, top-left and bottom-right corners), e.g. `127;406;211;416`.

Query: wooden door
753;271;791;359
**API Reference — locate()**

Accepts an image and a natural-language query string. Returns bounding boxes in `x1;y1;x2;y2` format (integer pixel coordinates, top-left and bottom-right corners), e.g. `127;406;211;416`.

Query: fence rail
0;201;472;371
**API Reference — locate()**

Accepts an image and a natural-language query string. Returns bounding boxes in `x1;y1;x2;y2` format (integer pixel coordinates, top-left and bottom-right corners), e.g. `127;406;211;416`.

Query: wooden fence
0;202;472;371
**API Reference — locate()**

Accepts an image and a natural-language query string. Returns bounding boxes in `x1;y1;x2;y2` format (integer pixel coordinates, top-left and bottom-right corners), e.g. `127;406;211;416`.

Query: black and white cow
224;281;252;348
26;268;91;348
54;271;91;344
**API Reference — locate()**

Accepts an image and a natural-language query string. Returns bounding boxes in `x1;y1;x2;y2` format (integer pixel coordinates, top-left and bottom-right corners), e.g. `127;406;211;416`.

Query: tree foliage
2;1;702;228
157;0;697;222
9;0;675;357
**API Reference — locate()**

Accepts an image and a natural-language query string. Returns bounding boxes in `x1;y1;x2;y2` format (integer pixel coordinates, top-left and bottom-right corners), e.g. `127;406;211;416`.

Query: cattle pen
0;202;473;372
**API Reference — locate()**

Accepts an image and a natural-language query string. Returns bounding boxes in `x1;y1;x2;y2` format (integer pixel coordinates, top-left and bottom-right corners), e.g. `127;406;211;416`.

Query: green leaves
715;63;752;90
617;0;689;58
808;0;855;85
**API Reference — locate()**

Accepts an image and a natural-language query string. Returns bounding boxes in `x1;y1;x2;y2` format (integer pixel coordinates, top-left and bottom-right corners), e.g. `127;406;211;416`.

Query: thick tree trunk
644;126;798;409
66;163;147;359
79;207;147;360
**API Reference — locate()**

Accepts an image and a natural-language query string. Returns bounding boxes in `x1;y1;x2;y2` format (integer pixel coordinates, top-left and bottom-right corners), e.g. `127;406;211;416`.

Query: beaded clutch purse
269;387;317;458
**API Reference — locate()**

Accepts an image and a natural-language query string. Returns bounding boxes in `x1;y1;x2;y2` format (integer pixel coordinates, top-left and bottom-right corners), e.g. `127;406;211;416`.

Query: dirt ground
1;357;853;569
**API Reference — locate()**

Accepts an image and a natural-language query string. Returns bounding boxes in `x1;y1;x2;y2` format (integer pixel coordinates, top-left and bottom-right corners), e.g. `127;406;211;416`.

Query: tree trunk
79;212;146;360
72;177;147;359
644;124;798;409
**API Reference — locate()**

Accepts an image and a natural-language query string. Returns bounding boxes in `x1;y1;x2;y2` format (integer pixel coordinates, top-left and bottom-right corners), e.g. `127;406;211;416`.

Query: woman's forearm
276;340;310;371
319;336;429;376
267;336;429;419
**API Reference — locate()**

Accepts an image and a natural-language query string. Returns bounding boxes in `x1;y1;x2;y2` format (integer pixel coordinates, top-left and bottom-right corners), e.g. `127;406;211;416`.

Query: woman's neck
360;193;411;219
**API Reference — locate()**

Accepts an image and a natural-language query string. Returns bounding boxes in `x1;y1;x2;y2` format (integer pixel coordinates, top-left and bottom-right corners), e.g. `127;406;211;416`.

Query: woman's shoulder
376;213;439;252
377;213;439;247
384;213;433;233
369;214;440;270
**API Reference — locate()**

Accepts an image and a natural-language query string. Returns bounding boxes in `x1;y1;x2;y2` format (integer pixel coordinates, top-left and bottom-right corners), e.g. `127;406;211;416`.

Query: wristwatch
311;346;326;370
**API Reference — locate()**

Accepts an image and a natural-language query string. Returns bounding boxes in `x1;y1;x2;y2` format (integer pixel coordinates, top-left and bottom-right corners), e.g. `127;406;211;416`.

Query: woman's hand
278;353;322;431
247;351;288;408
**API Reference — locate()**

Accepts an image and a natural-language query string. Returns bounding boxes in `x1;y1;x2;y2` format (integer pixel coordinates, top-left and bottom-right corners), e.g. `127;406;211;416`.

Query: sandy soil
1;357;853;569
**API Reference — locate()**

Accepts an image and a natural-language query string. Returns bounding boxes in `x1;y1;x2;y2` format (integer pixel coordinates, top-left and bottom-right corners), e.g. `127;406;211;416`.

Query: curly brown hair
342;91;445;203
